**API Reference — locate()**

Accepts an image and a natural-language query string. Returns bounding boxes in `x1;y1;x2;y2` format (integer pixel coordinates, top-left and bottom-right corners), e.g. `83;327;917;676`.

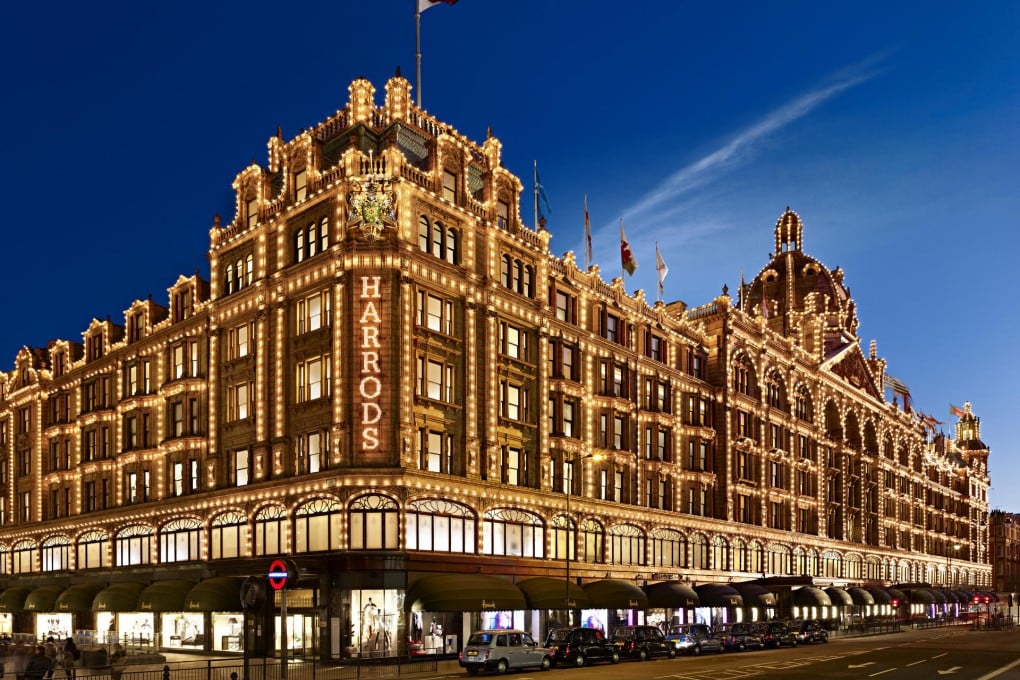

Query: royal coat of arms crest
347;176;396;240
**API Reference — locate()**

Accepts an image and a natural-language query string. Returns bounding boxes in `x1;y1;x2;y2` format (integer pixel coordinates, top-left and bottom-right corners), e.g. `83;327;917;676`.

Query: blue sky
1;2;1017;507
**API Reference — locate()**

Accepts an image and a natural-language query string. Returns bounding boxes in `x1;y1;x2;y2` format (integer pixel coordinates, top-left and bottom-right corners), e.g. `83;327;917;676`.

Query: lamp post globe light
565;452;602;620
948;543;961;587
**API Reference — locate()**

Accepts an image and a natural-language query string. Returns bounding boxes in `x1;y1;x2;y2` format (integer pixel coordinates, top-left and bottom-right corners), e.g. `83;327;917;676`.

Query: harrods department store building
0;75;993;659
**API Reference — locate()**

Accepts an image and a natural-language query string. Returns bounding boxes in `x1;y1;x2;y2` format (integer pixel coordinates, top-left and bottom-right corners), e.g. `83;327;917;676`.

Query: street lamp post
948;543;961;587
565;452;599;621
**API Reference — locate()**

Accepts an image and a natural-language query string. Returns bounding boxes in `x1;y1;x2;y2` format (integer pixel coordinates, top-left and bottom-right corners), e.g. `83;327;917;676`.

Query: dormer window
86;334;103;362
246;197;259;229
128;313;144;343
172;289;192;322
442;170;457;203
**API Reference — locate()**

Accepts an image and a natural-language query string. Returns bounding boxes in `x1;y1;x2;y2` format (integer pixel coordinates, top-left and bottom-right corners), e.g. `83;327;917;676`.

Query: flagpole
415;2;423;107
619;218;624;280
533;160;539;230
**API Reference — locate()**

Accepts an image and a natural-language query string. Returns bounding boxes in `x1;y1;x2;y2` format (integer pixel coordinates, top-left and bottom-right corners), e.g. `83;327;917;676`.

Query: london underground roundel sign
268;558;295;591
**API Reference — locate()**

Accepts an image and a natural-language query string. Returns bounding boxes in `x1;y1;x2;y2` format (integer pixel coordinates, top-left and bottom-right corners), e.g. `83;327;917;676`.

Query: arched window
846;554;862;580
210;510;248;559
294;217;329;263
768;543;792;575
765;371;786;410
650;528;685;568
501;255;512;288
418;216;431;251
159;518;201;563
732;355;756;397
115;525;153;566
76;530;109;570
822;550;842;578
732;538;748;572
12;540;36;574
806;548;819;576
522;265;534;297
406;498;476;553
690;534;709;570
483;508;543;557
245;253;254;285
254;504;288;556
349;494;399;550
580;518;604;563
296;498;342;552
749;540;764;573
609;524;645;565
445;226;458;264
549;514;573;560
41;536;71;572
824;401;842;441
0;547;9;576
795;385;813;422
225;263;235;294
711;536;729;570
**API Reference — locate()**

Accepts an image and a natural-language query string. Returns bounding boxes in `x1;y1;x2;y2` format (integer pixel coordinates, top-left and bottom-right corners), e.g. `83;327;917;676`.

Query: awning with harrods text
517;577;589;610
93;582;146;612
694;584;743;608
792;586;830;607
846;587;875;606
0;586;33;612
582;579;648;609
732;582;777;608
25;584;65;611
137;580;195;612
405;574;526;612
865;587;892;605
56;584;103;612
825;587;853;607
643;581;699;608
184;577;245;612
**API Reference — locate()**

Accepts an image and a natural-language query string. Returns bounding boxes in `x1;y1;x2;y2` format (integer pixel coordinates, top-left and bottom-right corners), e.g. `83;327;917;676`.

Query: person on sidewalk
59;639;77;680
109;645;126;680
24;646;52;680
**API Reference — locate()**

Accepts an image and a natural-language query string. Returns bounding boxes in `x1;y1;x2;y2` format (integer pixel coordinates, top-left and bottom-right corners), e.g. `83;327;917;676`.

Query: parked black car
544;627;621;667
791;619;829;644
755;621;798;648
665;623;725;655
611;625;677;660
717;622;765;651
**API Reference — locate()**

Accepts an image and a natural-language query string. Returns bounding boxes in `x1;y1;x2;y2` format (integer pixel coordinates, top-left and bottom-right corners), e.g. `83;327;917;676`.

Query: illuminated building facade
990;511;1020;595
0;75;992;658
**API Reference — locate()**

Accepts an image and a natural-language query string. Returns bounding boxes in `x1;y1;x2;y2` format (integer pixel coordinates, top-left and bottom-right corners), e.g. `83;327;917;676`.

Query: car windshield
467;633;494;645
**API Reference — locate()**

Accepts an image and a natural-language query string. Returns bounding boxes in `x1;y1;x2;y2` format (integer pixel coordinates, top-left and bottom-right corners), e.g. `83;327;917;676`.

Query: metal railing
91;657;439;680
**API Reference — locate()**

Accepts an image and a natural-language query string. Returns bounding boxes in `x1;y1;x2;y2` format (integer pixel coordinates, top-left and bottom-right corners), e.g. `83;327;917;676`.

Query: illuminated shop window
160;518;201;563
12;540;36;574
608;524;646;565
581;518;604;563
403;499;475;554
549;514;574;560
710;535;728;570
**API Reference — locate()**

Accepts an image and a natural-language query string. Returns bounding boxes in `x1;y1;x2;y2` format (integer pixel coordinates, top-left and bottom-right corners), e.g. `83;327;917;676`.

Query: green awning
732;582;777;607
910;588;936;605
93;583;146;612
866;587;892;605
825;587;853;606
694;584;743;608
847;587;874;606
517;577;589;609
582;579;648;609
184;577;245;612
405;574;526;612
929;589;948;605
792;586;830;607
886;588;906;604
643;581;699;608
25;585;65;611
0;586;33;612
138;580;195;612
56;584;103;612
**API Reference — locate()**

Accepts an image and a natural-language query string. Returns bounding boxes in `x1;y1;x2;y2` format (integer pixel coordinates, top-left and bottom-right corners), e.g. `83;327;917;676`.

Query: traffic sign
268;558;299;591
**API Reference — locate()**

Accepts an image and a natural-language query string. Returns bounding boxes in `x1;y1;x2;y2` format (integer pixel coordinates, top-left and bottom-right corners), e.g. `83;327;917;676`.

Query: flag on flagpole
949;403;966;417
418;0;457;12
583;195;593;269
761;294;769;319
535;165;552;217
620;219;637;276
655;242;668;299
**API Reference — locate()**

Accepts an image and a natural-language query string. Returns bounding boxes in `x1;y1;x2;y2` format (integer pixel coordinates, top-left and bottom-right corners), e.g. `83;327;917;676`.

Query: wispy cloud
620;55;886;225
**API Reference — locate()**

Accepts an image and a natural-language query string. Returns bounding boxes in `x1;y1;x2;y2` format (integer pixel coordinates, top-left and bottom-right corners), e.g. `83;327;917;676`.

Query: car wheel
496;658;509;674
668;648;676;659
691;645;702;656
638;648;648;661
791;639;798;647
737;641;746;651
539;656;552;671
610;651;620;664
573;653;585;667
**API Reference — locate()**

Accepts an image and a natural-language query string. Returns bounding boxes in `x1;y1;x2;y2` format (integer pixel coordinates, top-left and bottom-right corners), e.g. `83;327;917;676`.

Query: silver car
459;629;553;675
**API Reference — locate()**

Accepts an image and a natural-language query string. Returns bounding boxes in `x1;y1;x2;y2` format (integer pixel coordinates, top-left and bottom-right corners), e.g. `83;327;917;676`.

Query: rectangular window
297;289;331;334
296;355;331;401
605;314;620;342
502;382;526;421
417;291;454;335
499;322;527;360
503;446;524;486
172;462;184;497
649;334;664;362
171;402;184;437
613;414;625;449
246;198;258;228
228;382;252;420
553;290;575;324
497;200;509;228
442;169;457;202
562;400;575;438
297;431;326;474
228;321;254;359
233;449;250;486
294;169;307;201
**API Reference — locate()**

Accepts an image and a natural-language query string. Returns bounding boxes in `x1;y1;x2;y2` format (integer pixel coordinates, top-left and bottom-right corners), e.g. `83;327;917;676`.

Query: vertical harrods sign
356;273;390;464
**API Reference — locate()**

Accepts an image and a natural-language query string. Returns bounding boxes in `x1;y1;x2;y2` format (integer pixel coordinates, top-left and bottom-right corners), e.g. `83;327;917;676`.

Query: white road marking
868;669;896;677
